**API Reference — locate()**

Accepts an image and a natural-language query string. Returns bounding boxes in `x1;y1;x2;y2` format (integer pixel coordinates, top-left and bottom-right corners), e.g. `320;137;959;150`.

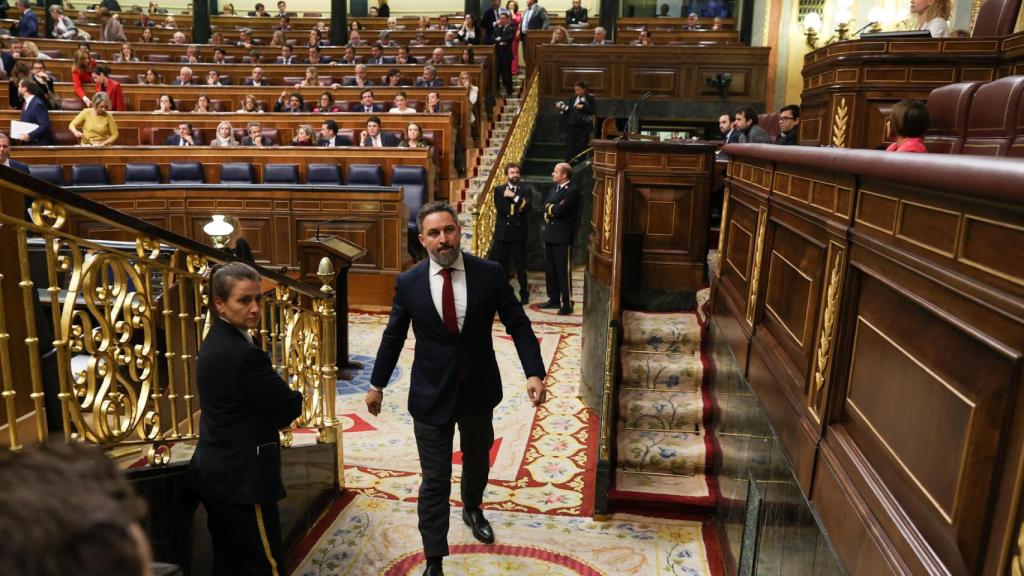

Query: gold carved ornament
831;98;849;148
813;252;844;393
745;208;768;325
715;189;731;281
472;70;541;256
601;180;613;252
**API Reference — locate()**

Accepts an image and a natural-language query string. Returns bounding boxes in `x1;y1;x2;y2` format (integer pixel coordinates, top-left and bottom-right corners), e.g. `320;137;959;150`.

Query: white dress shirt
428;251;467;331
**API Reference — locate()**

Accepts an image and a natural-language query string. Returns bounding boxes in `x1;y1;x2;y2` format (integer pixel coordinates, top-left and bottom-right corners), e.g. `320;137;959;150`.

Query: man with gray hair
191;261;302;575
367;202;547;576
591;26;609;44
416;65;445;87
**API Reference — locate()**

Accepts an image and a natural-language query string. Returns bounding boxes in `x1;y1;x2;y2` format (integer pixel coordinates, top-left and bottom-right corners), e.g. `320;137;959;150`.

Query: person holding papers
16;79;52;145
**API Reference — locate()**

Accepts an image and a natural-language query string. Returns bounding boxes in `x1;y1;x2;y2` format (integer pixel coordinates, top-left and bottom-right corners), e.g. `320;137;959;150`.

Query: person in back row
319;119;353;146
735;105;770;143
886;99;929;153
360;115;400;147
775;104;800;145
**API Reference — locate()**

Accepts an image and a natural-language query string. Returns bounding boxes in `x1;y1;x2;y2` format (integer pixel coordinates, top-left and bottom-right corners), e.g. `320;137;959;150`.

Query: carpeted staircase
611;307;717;510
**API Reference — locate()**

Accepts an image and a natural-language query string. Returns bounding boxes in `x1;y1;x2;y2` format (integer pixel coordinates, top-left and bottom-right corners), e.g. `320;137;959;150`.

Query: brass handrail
471;70;541;256
0;167;338;463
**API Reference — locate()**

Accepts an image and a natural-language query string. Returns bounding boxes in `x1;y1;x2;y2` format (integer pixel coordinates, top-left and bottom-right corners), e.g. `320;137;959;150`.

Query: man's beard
508;176;520;185
428;243;460;267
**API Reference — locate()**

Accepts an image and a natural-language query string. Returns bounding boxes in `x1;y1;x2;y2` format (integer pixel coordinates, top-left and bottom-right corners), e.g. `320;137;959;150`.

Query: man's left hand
526;376;546;406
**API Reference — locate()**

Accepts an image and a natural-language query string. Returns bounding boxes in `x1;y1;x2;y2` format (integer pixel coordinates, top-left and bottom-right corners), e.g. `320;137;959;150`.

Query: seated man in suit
0;132;29;173
235;28;254;48
16;80;51;145
427;48;446;68
346;29;366;47
735;105;770;143
344;64;375;87
355;89;382;113
190;262;302;576
251;2;270;16
338;46;360;65
396;45;418;65
212;48;229;65
591;26;609;44
416;65;445;88
172;66;194;85
273;91;304;113
566;0;588;25
241;121;270;146
307;45;331;64
775;104;800;145
716;111;740;159
166;122;203;146
366;43;386;65
244;66;270;86
277;44;297;64
360;116;400;147
319;119;353;147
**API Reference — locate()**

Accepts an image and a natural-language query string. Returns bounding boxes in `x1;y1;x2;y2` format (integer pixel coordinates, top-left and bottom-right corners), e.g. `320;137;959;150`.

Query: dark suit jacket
481;7;500;40
353;104;385;113
165;134;204;146
361;133;401;147
241;136;269;146
492;183;531;242
20;97;51;144
319;135;353;147
542;181;580;244
493;24;514;55
18;9;38;37
524;5;549;30
8;158;29;173
562;93;596;127
343;78;375;87
566;7;588;24
775;130;798;145
725;128;742;144
370;253;545;425
415;78;445;88
308;56;332;64
189;317;302;504
243;78;270;86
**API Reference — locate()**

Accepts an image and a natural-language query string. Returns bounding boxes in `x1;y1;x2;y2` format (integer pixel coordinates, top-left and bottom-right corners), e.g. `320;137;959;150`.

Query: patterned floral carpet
289;278;718;575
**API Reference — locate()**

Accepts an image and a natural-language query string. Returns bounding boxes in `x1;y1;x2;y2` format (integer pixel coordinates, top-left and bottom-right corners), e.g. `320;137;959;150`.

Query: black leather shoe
520;291;530;305
462;507;495;544
539;300;560;309
557;305;573;316
422;564;444;576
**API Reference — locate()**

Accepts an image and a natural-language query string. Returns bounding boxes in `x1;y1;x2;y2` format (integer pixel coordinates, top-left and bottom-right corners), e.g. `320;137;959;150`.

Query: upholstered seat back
392;165;427;228
962;76;1024;156
347;164;384;186
925;82;981;154
71;164;109;185
29;165;66;186
219;162;254;183
125;163;162;184
972;0;1023;37
168;161;204;184
307;163;342;185
264;164;300;184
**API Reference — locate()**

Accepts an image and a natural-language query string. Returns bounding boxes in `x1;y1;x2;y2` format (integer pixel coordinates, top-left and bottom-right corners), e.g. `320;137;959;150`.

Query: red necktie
440;268;459;336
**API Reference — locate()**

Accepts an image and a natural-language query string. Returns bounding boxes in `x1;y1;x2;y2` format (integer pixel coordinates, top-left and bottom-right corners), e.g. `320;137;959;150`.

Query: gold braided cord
472;70;541;256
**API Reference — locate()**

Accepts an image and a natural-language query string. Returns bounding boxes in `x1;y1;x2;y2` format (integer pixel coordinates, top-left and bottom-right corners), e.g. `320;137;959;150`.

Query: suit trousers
413;406;494;559
566;124;591;161
497;53;514;96
203;499;284;576
488;239;528;295
544;242;572;307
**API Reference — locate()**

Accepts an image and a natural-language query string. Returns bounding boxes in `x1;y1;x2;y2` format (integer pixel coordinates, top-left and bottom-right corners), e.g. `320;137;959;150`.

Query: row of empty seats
30;162;426;188
926;75;1024;156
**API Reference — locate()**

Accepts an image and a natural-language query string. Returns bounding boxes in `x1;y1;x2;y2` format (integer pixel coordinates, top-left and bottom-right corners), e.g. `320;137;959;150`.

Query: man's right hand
365;388;383;416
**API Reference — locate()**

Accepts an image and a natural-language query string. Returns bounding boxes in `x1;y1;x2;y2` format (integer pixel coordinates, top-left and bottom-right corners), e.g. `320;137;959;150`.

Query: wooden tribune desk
589;139;715;292
799;32;1024;149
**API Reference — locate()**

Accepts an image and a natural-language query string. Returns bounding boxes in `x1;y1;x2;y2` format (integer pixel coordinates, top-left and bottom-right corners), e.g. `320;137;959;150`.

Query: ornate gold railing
0;167;338;463
471;70;541;256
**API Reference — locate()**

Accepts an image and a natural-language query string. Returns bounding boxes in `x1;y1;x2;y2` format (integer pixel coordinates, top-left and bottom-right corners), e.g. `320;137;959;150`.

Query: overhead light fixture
203;214;234;249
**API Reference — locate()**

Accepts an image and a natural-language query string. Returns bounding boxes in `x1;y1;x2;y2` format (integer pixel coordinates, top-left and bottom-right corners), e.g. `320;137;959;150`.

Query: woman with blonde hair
912;0;950;38
296;66;323;87
550;25;572;44
210;121;239;147
69;92;119;145
270;30;287;47
236;94;263;113
192;94;213;113
290;124;317;146
221;3;236;15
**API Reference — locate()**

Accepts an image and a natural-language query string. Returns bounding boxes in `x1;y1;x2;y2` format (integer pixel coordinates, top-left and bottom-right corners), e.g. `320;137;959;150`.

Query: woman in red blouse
71;47;95;108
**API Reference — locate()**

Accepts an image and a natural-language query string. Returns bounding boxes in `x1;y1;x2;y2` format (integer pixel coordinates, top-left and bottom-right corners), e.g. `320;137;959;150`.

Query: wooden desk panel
533;44;770;103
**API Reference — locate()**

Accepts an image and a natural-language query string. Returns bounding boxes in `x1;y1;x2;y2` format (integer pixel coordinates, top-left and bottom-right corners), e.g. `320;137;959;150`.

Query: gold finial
317;256;336;293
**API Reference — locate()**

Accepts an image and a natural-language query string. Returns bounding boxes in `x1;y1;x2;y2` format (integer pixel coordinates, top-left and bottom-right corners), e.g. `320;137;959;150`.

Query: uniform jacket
542;181;580;244
491;182;531;242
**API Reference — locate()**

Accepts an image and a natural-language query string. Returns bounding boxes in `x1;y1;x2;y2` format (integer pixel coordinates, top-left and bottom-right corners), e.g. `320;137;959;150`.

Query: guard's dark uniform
542;180;580;312
488;180;532;300
492;21;515;96
190;317;302;576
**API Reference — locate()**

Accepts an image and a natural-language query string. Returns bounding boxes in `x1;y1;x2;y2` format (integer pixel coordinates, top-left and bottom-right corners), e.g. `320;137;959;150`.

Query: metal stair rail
471;70;540;256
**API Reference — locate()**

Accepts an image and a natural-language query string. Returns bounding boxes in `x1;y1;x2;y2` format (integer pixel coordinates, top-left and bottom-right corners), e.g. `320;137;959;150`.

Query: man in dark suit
306;45;331;64
415;65;445;88
355;89;383;113
165;122;203;146
359;116;400;147
492;11;515;97
190;262;303;576
481;0;501;43
16;0;37;37
367;202;547;576
541;163;579;315
342;64;375;87
0;132;29;173
558;81;596;161
775;104;800;145
519;0;549;61
277;44;296;64
716;111;740;160
566;0;588;25
17;80;51;145
243;67;270;86
488;163;531;304
318;119;353;147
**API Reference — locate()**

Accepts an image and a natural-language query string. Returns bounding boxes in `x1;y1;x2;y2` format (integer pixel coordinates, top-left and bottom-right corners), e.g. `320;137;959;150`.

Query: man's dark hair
322;118;338;134
367;115;382;126
504;162;520;174
0;442;148;576
179;122;193;131
360;88;374;98
721;111;735;122
574;80;589;90
279;14;290;22
211;261;261;303
21;79;43;97
736;105;759;125
214;47;227;56
890;99;929;138
255;2;265;9
780;104;800;119
95;64;112;76
289;92;304;105
417;201;459;232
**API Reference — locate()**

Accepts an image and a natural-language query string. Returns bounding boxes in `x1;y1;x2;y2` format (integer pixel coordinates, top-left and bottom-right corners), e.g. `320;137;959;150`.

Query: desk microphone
315;216;358;241
622;91;654;140
853;22;879;38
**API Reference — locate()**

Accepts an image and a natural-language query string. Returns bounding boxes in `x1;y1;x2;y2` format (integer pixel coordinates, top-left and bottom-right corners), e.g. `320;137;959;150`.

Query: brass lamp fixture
803;12;823;48
867;7;886;31
835;0;854;41
203;214;234;249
